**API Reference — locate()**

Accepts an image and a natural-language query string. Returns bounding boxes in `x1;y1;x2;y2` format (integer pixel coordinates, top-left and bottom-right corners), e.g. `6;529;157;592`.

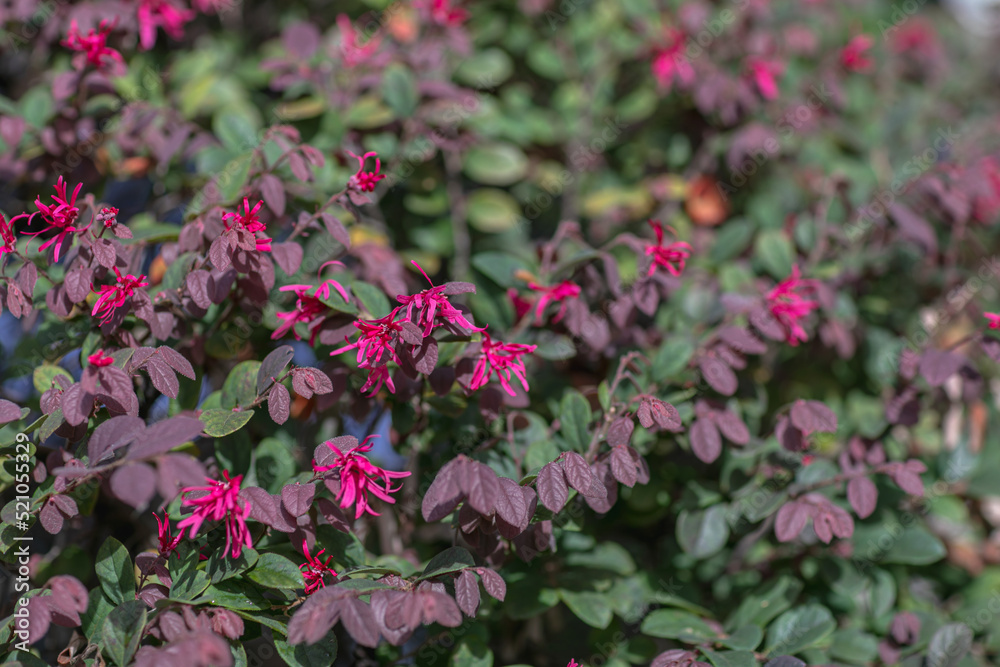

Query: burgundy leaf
535;461;569;513
321;213;351;248
157;454;207;503
287;586;345;645
775;416;805;451
606;416;634;447
24;596;52;644
39;497;66;533
272;242;304;276
718;326;767;354
609;446;638;487
87;415;145;464
126;416;204;460
750;305;787;341
292;367;334;398
241;487;296;532
65;269;94;304
919;349;963;387
774;500;809;542
637;400;654;429
442;282;476;295
476;568;506;601
847;476;878;519
562;452;606;498
209;235;231;271
628;447;651;484
689;418;722;463
422;458;466;522
145;357;180;399
315;497;351;532
158;347;196;380
268;383;291;425
281;483;316;517
789;400;838;434
493;477;528;533
582;462;617;513
46;575;89;626
454;569;480;617
399;321;424;345
714;410;750;445
412;337;439;375
110;462;157;509
700;356;738;395
259;173;286;216
459;460;500;515
338;597;380;647
422;590;462;627
0;399;22;425
887;461;926;495
91;238;117;268
187;270;212;309
650;399;682;431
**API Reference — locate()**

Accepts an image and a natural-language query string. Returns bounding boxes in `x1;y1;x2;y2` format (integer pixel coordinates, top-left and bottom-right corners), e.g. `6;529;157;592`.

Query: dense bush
3;1;1000;666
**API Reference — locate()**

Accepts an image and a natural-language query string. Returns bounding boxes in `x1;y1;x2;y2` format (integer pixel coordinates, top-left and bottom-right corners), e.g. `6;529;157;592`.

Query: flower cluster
62;19;124;72
468;331;537;397
313;436;410;519
222;198;272;252
92;268;150;326
645;219;692;277
300;539;338;595
13;176;88;263
177;471;252;559
346;150;387;193
767;265;819;346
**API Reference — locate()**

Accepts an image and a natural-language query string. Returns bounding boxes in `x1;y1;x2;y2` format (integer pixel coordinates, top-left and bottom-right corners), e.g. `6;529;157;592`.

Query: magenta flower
300;539;338;595
99;207;120;228
177;470;252;559
91;267;149;326
767;265;818;346
508;287;533;322
153;512;183;560
747;57;783;100
137;0;195;51
359;364;395;396
273;286;331;344
312;436;411;519
651;29;694;93
222;198;271;252
841;35;873;72
567;661;580;667
331;312;406;396
87;350;115;367
985;312;1000;329
0;214;16;259
347;151;386;193
397;261;483;336
13;176;88;263
527;280;581;324
62;19;124;73
337;14;382;67
418;0;469;26
468;330;537;397
645;219;692;277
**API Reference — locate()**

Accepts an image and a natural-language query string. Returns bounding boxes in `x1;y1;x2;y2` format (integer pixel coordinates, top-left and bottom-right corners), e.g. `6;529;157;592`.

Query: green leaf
564;542;636;575
712;218;754;263
754;229;794;280
246;553;306;590
927;623;973;667
699;649;755;667
641;610;719;643
39;409;66;443
200;408;255;437
100;600;146;667
222;360;262;408
558;589;613;629
464;143;529;186
652;338;694;383
725;576;803;631
213;110;260;154
95;538;134;605
719;625;762;651
170;569;212;601
216;152;253;205
317;524;367;569
80;588;116;640
829;628;879;664
765;604;836;655
559;390;592;452
467;189;523;233
455;48;513;86
471;252;531;288
195;580;270;610
676;505;730;559
851;522;945;565
381;64;418;118
352;281;392;318
451;636;495;667
275;631;338;667
420;546;476;580
33;365;73;393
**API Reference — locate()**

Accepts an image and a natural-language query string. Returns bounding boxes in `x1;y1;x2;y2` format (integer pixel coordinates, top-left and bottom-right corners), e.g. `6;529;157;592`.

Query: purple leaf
477;568;506;601
789;400;838;434
241;486;296;532
535;461;569;513
87;415;145;464
268;383;291;425
158;347;196;380
46;575;89;626
61;383;93;427
493;477;528;534
281;483;316;517
650;400;682;431
454;569;480;617
292;367;334;398
919;349;964;387
145;356;180;398
714;410;750;445
775;501;809;542
399;321;424;345
338;597;380;647
0;399;22;425
259;173;286;216
699;356;738;395
110;463;157;509
156;454;207;503
187;270;212;309
288;586;346;645
689;418;722;463
847;476;878;519
91;238;117;268
606;416;634;447
209;235;231;271
272;242;303;276
126;416;204;460
609;446;638;487
459;460;500;515
562;452;606;499
412;337;439;375
422;459;466;522
321;213;351;248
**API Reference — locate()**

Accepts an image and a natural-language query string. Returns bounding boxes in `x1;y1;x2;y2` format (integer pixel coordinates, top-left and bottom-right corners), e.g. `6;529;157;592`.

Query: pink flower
312;436;410;519
747;57;783;100
985;312;1000;329
177;471;252;559
567;661;580;667
273;286;331;344
331;312;406;396
0;214;16;258
527;280;581;324
87;350;115;367
645;219;692;277
508;287;533;322
651;29;694;93
13;176;88;263
397;261;483;336
359;364;395;396
418;0;469;26
99;207;120;228
91;267;149;325
468;330;537;397
153;512;183;559
767;265;818;346
841;35;873;72
300;539;338;595
222;198;271;252
62;19;124;72
137;0;195;51
337;14;382;67
347;151;386;193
